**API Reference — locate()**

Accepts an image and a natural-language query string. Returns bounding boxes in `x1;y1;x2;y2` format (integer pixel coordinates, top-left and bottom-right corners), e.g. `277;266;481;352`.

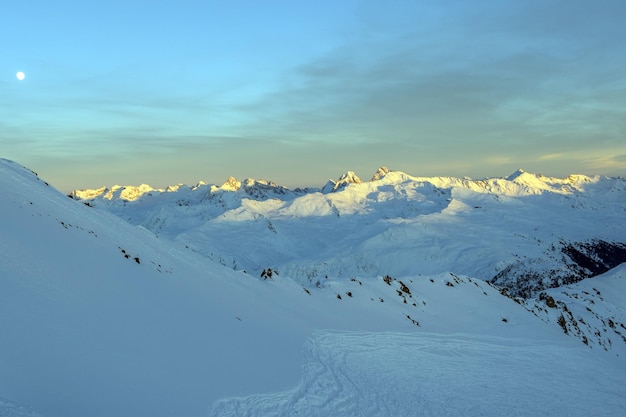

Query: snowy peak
215;176;294;199
113;184;159;201
505;170;561;192
501;169;609;195
219;176;241;191
506;168;527;181
70;184;162;202
338;170;362;184
322;170;363;193
371;166;392;181
166;183;188;193
240;178;292;198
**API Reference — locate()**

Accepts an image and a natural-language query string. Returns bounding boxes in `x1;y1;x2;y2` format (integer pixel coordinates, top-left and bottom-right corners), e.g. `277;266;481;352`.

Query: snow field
210;331;626;417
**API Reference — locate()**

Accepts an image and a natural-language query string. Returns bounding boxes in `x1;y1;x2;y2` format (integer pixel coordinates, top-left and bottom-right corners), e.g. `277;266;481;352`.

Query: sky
2;0;626;192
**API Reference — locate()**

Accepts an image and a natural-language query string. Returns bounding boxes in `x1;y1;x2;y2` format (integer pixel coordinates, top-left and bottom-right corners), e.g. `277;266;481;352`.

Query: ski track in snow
210;331;626;417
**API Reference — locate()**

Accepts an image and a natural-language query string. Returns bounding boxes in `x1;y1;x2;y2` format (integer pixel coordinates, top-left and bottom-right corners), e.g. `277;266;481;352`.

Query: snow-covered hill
72;167;626;297
3;158;626;416
526;262;626;354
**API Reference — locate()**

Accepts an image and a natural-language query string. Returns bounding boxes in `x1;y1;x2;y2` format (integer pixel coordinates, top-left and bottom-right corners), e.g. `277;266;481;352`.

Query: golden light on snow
16;71;25;81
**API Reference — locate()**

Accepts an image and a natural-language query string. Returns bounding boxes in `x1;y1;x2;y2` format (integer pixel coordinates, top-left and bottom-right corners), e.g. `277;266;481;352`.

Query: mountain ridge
71;167;617;202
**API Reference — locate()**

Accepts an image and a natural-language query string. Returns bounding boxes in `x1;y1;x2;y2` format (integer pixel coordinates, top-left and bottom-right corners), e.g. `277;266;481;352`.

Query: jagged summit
506;168;527;181
166;183;187;193
371;166;392;181
338;170;362;184
220;176;241;191
215;176;293;199
321;170;363;194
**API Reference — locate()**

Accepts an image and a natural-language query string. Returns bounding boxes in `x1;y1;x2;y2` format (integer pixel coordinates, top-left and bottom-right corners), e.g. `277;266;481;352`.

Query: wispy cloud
583;153;626;172
236;1;626;156
539;153;566;161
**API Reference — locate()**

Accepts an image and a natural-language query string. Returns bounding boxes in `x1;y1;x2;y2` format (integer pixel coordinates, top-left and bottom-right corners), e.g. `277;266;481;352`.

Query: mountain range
2;158;625;417
71;166;626;298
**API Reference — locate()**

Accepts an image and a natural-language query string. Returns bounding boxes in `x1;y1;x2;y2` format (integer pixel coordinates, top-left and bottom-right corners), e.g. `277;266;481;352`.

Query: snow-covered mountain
3;158;626;417
72;167;626;298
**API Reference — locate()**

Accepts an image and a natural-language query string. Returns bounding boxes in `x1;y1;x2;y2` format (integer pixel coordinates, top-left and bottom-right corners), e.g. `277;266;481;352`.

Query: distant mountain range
71;167;626;298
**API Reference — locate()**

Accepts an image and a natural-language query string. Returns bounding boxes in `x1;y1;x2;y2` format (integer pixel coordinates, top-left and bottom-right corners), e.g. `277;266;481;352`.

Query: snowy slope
211;332;625;417
0;159;424;416
526;263;626;356
3;159;626;416
73;167;626;296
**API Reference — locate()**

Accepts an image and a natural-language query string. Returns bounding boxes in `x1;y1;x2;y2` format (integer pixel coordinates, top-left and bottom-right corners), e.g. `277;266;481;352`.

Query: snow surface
2;158;626;416
211;331;625;417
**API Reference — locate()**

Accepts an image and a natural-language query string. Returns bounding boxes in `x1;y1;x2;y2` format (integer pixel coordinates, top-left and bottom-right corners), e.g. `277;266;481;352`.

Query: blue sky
2;0;625;191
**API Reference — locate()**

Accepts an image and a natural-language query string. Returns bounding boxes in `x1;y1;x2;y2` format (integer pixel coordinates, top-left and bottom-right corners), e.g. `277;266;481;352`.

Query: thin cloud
237;1;626;147
583;153;626;172
539;153;566;161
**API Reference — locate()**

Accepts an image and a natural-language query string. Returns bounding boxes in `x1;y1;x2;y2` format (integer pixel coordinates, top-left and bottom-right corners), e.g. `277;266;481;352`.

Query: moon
16;71;25;81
